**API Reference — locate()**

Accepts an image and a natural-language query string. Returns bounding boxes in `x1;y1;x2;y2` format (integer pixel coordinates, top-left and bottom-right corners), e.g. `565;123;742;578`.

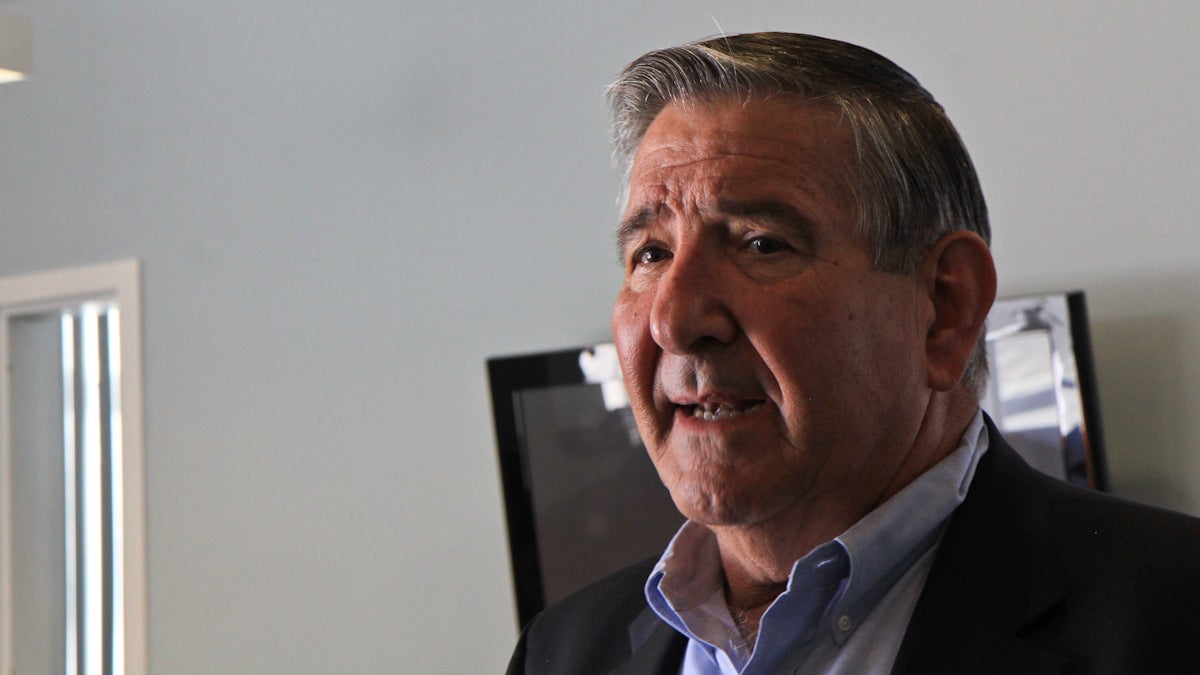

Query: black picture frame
487;345;681;627
982;291;1108;490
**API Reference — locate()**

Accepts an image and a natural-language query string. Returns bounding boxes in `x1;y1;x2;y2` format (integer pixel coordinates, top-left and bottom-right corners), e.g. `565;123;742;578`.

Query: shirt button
837;615;853;632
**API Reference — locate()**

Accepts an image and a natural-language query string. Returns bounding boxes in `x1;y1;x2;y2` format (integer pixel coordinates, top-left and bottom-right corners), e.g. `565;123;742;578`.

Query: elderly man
508;33;1200;674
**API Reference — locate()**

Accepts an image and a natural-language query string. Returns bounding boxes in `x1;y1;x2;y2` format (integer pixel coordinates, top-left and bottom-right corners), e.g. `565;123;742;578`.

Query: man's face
612;98;934;530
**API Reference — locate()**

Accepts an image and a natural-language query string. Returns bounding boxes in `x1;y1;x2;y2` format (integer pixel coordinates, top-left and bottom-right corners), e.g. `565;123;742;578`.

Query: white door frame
0;259;146;675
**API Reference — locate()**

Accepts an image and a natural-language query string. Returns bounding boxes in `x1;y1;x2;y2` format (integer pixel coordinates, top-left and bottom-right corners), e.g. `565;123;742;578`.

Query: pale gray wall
1;1;1197;672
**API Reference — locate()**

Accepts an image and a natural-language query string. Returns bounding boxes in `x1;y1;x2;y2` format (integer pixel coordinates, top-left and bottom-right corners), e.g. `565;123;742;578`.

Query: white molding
0;259;146;675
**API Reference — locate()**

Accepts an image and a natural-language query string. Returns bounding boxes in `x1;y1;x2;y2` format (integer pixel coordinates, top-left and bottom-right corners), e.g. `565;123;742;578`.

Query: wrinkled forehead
625;97;859;216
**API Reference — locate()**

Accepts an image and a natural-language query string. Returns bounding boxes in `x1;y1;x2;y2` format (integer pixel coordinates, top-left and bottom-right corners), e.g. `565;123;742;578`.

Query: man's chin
671;484;775;528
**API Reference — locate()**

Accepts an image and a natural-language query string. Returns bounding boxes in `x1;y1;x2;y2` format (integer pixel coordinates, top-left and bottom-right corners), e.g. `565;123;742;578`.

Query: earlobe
921;231;997;391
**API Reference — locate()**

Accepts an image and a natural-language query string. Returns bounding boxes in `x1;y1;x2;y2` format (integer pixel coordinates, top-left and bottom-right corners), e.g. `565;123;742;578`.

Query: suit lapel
892;426;1069;674
611;607;687;675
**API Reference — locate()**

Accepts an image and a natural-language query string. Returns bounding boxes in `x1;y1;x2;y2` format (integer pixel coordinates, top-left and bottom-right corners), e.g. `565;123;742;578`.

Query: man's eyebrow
616;206;655;255
614;199;818;261
718;199;818;247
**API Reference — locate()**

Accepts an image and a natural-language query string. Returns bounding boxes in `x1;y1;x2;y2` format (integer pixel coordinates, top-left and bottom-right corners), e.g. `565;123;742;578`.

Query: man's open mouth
685;400;767;421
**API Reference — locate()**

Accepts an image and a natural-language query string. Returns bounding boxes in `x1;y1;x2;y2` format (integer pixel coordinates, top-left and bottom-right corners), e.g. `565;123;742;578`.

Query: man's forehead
624;98;856;221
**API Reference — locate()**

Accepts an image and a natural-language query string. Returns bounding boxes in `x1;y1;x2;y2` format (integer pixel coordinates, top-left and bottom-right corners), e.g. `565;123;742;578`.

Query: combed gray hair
606;32;991;396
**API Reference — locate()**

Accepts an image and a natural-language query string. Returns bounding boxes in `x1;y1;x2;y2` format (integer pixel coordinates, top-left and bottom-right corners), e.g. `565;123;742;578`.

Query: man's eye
634;245;671;266
746;236;787;255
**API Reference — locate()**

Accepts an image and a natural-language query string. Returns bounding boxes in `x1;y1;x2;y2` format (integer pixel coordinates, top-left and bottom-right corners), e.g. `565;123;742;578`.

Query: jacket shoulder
508;557;662;674
897;434;1200;673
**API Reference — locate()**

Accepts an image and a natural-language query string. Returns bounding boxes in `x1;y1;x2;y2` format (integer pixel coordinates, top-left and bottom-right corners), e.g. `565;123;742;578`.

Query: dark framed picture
981;291;1108;490
487;345;680;626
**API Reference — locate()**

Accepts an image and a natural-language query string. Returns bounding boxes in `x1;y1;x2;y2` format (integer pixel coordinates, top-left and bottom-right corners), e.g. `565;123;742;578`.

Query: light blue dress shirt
645;411;989;674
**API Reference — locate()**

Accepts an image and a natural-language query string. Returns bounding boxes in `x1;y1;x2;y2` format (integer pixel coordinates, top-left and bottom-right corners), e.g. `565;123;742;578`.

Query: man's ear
919;231;997;392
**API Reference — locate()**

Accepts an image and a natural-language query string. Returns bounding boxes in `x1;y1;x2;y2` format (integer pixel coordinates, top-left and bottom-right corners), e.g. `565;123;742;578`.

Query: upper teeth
692;403;761;420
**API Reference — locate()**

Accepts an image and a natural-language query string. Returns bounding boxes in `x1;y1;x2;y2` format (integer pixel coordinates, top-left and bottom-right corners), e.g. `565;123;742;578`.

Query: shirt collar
645;520;737;659
830;410;989;642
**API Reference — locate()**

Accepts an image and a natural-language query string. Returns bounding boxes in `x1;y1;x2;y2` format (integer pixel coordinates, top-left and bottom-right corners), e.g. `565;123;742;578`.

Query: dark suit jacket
508;428;1200;674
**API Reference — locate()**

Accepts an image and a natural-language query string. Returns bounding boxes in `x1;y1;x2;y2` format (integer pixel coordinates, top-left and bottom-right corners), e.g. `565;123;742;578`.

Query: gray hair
606;32;991;396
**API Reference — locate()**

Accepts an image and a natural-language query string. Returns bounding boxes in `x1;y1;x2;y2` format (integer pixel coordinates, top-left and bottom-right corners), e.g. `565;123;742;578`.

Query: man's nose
648;252;738;354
